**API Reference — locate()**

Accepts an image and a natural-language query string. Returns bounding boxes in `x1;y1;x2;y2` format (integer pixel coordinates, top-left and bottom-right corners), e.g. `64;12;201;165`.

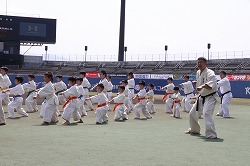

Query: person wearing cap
0;67;12;126
146;83;156;114
127;72;135;113
53;75;67;116
61;77;83;125
3;76;29;119
86;83;109;125
23;74;38;113
133;80;152;120
216;71;232;118
76;77;87;117
79;71;94;111
179;75;194;113
171;87;182;118
109;86;128;121
161;77;175;114
120;80;130;114
185;57;218;139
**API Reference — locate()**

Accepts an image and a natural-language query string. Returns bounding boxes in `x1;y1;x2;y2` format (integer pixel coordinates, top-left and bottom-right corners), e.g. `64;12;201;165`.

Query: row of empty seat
8;58;250;75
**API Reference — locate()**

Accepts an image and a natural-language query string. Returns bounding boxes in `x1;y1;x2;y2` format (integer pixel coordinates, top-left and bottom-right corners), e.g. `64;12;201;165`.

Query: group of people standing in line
0;57;233;139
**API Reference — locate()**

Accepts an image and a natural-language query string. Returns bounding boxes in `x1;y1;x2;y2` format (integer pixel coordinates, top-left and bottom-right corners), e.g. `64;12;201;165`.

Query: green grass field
1;99;250;166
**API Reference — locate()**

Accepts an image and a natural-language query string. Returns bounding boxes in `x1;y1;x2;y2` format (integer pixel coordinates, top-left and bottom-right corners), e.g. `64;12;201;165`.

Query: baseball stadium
1;1;250;166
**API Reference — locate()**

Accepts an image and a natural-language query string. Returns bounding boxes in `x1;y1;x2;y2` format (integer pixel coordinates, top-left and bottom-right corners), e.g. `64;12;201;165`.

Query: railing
37;50;250;62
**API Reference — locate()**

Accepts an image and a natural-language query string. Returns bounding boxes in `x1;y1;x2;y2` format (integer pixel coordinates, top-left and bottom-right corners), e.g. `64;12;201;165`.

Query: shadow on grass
223;117;235;119
115;120;126;122
7;117;21;120
139;118;148;120
198;136;224;142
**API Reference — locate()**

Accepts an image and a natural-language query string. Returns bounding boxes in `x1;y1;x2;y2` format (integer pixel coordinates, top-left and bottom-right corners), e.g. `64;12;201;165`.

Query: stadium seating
7;57;250;75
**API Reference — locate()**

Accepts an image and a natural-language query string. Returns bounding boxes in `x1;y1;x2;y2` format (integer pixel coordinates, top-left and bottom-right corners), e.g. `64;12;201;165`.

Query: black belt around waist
129;88;134;90
13;95;22;100
83;87;88;88
55;89;65;95
185;92;193;96
196;92;216;111
27;90;36;97
220;91;231;104
107;90;112;92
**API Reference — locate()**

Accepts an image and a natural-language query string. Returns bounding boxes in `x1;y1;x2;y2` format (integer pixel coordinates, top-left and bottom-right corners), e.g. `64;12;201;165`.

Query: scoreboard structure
0;15;57;67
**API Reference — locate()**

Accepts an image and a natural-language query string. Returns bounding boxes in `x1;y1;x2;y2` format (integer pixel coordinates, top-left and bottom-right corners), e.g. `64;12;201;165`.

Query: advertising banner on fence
150;74;173;79
226;74;250;81
86;72;99;78
134;74;151;79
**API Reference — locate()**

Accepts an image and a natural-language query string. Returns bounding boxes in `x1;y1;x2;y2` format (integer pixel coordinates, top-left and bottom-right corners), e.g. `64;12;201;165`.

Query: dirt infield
0;100;250;166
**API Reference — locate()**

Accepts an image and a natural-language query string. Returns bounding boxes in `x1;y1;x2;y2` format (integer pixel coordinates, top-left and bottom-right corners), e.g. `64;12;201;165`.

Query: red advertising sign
86;72;99;78
226;75;250;81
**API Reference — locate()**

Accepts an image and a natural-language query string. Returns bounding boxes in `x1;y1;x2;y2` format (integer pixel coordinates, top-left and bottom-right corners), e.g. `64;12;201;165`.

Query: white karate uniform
134;89;152;119
217;77;232;118
180;81;194;112
146;89;156;114
77;85;87;116
0;74;11;124
54;80;67;104
113;92;128;120
90;92;109;123
62;85;81;122
38;81;59;123
164;83;175;113
188;67;218;138
106;81;113;101
124;85;130;107
23;80;38;113
8;84;28;118
99;78;109;93
81;77;94;110
54;80;67;116
127;78;135;111
172;92;181;118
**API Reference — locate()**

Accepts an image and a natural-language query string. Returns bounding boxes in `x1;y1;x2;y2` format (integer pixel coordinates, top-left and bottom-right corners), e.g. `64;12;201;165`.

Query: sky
0;0;250;61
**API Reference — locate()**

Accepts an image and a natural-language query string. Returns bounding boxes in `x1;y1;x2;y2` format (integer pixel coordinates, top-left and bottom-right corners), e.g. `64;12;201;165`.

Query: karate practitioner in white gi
76;78;87;117
87;83;109;125
35;72;59;125
133;80;152;120
161;77;175;114
146;83;156;114
23;74;38;113
109;86;128;121
216;71;232;118
62;77;83;125
79;72;94;111
54;75;67;116
90;70;109;94
127;72;135;112
120;80;130;114
54;75;67;104
3;76;28;119
179;75;194;113
0;67;11;126
171;87;181;118
106;76;113;106
185;57;218;139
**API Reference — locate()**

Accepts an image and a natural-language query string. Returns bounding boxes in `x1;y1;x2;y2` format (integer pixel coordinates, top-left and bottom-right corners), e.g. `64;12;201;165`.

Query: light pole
207;43;211;61
124;46;127;61
85;46;88;62
165;45;168;62
118;0;126;61
45;46;48;61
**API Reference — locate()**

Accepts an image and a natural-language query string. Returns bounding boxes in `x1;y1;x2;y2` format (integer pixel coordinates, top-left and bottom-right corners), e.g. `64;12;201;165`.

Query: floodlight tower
118;0;126;61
